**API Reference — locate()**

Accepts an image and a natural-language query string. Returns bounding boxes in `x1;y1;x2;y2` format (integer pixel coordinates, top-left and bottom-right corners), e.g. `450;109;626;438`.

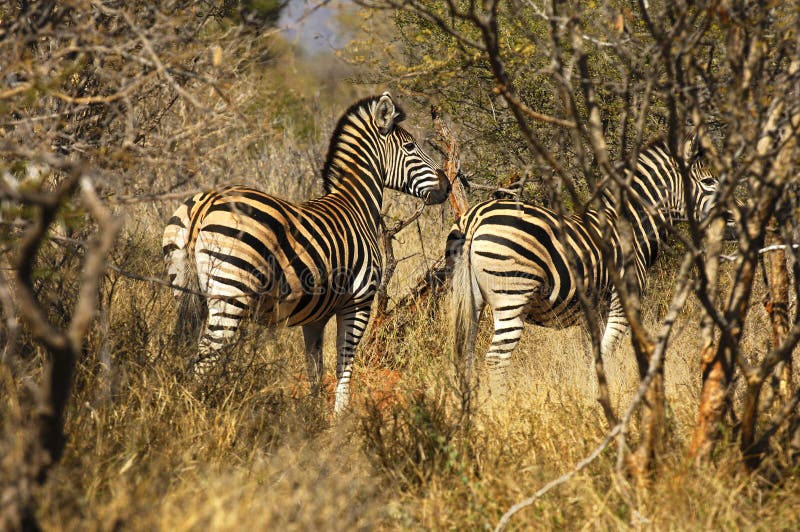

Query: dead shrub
360;381;466;492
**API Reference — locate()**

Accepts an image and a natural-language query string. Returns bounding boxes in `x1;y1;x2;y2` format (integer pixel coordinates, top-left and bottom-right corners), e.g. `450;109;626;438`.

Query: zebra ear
374;92;399;135
683;135;704;164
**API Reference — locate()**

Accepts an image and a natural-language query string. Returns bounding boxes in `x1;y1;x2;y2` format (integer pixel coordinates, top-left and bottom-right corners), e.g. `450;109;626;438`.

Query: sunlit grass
33;207;800;529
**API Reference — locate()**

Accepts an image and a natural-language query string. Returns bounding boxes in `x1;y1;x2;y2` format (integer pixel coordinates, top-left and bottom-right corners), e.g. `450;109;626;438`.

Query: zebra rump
163;207;206;348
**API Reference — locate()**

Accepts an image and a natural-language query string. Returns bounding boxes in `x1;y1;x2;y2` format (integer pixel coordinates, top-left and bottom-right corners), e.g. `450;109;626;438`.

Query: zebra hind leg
192;297;247;384
485;309;525;400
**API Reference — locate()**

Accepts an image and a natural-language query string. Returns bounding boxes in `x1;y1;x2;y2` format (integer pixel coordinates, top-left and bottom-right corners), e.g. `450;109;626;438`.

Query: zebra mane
641;135;704;165
320;94;407;194
642;136;669;153
599;135;700;208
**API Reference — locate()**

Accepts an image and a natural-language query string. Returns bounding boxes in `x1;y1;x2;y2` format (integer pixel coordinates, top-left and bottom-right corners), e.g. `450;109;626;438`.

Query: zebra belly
523;286;610;330
522;290;583;329
251;290;340;327
247;263;363;327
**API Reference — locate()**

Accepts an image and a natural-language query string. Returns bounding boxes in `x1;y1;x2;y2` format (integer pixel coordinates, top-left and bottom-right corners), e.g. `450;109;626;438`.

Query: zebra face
373;93;451;205
392;127;451;205
679;136;721;222
689;161;720;222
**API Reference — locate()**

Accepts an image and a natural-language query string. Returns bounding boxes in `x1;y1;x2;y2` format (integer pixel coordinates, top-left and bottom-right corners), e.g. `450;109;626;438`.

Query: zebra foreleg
302;320;328;396
333;305;372;416
600;291;628;358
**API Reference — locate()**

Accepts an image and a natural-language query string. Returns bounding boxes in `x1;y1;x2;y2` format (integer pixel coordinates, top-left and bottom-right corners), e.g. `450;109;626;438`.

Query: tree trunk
431;106;469;219
764;223;792;401
689;341;734;462
626;339;664;480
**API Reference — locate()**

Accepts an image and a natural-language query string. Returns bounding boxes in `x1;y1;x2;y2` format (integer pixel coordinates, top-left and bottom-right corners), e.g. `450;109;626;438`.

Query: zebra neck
623;200;669;269
599;196;668;270
324;166;385;228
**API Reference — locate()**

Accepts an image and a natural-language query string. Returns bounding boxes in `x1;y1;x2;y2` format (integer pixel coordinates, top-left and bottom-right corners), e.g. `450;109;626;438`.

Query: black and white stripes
163;93;450;413
448;139;719;389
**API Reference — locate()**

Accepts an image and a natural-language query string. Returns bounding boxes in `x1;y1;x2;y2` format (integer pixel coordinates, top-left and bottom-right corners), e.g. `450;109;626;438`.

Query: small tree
0;1;286;527
0;153;120;528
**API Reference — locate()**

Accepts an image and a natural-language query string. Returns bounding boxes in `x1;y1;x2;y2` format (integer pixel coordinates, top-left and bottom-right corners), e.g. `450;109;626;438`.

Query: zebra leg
194;296;247;378
302;320;328;395
333;305;372;416
581;322;615;420
486;306;525;398
600;290;628;358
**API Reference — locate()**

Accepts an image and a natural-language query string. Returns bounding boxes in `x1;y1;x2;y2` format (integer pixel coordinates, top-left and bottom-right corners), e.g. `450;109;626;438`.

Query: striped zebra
448;139;719;391
163;93;450;413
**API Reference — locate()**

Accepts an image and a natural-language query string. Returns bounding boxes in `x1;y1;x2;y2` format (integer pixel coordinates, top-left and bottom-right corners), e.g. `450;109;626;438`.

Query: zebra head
682;137;720;222
640;138;720;223
372;92;451;205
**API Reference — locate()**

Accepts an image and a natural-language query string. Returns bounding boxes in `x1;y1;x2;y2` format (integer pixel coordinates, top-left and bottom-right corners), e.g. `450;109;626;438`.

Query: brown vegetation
1;0;799;529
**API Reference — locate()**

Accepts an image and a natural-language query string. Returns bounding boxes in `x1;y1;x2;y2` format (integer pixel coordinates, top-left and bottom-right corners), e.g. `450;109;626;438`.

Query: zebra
163;92;450;414
447;138;719;392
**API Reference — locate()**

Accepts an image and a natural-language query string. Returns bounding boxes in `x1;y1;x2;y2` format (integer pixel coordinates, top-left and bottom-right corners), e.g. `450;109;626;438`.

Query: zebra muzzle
423;170;451;205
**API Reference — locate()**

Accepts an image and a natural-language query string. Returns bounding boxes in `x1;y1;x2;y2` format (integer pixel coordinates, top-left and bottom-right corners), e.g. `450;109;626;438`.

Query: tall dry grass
29;186;800;529
15;73;796;528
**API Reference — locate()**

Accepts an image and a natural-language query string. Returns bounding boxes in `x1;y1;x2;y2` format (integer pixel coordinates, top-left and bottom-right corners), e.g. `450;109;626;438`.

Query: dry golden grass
8;83;792;529
29;200;800;530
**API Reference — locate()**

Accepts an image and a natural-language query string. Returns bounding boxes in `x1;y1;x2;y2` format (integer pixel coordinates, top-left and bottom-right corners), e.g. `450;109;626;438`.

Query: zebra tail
163;217;206;348
447;227;474;374
447;225;478;418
